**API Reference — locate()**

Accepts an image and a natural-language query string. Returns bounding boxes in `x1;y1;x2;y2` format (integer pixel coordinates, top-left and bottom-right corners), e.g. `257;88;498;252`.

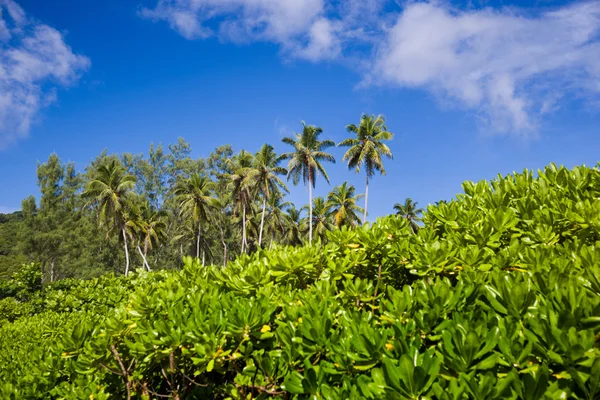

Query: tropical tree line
0;115;423;280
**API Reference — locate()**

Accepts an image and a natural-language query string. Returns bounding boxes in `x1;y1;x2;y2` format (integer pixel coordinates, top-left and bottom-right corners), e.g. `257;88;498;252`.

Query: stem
309;182;313;245
196;222;201;259
242;200;247;253
110;344;131;400
219;223;227;266
137;246;151;271
169;351;180;400
122;227;130;276
373;264;382;298
364;174;369;224
259;196;266;247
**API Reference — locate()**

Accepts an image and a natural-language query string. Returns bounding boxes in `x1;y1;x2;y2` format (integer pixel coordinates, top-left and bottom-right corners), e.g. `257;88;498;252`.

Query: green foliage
1;163;600;399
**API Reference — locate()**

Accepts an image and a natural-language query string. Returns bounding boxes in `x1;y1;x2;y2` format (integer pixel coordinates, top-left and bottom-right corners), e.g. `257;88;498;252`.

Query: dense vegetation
1;162;599;399
0;115;395;281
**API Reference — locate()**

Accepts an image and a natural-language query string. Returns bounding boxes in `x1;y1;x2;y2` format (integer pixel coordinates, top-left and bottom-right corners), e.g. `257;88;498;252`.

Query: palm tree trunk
202;250;205;267
122;227;130;276
137;245;151;271
309;182;313;245
363;174;369;224
242;204;247;253
196;222;201;259
146;249;154;270
258;197;266;247
41;261;46;284
219;225;227;266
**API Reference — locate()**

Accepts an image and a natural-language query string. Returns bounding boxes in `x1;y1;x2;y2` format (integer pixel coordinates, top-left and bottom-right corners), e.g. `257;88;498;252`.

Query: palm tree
227;151;258;253
327;182;364;228
302;196;333;243
126;204;167;270
124;202;150;271
282;205;305;246
393;198;424;233
339;114;393;224
169;222;213;265
281;122;336;245
265;195;293;247
174;173;219;259
254;144;288;247
83;158;136;276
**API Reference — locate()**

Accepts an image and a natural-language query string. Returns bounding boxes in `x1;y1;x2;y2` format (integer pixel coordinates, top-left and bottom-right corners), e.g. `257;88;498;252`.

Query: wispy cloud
274;118;294;138
0;0;90;148
139;0;342;60
370;1;600;135
142;0;600;137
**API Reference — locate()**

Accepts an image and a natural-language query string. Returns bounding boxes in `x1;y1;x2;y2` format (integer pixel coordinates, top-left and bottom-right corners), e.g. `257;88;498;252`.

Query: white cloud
140;1;317;41
142;0;600;136
294;17;340;61
370;1;600;135
0;0;90;148
139;0;347;60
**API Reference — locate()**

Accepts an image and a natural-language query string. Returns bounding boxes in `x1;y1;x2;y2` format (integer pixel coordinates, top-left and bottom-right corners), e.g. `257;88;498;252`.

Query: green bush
1;163;600;399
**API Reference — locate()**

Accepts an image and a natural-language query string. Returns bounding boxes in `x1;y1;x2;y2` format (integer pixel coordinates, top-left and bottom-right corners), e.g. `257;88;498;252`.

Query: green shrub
1;163;599;399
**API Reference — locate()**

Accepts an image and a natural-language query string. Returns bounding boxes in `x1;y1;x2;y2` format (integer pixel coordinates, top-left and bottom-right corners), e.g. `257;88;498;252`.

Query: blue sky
0;0;599;218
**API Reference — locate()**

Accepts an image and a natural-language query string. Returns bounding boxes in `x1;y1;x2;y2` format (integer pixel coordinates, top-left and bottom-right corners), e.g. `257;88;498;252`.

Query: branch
110;344;132;400
234;383;285;396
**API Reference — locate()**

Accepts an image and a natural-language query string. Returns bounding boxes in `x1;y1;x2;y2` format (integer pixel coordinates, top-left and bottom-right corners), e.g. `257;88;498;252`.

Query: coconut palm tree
254;144;288;247
124;202;149;271
283;205;305;246
174;173;220;259
126;203;167;270
327;182;364;228
393;197;424;233
281;122;335;245
339;114;393;224
265;195;293;247
83;158;136;275
227;150;258;253
302;196;333;243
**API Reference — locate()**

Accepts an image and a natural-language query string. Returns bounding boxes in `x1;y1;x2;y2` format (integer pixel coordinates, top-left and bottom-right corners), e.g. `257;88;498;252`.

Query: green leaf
283;371;305;394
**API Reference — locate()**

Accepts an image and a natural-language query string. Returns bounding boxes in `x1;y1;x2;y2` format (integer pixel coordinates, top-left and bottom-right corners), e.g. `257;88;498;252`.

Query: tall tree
122;143;168;209
339;114;393;224
254;144;288;247
126;203;167;270
302;196;333;243
265;195;292;247
282;205;305;246
0;211;27;280
227;151;258;254
327;182;364;228
393;198;424;233
174;174;219;260
83;159;137;275
281;122;335;245
207;145;236;265
35;154;65;281
166;138;196;188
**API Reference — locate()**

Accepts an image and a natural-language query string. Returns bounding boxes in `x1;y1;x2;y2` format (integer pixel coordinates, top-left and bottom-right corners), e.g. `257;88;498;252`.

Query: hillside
0;212;26;281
